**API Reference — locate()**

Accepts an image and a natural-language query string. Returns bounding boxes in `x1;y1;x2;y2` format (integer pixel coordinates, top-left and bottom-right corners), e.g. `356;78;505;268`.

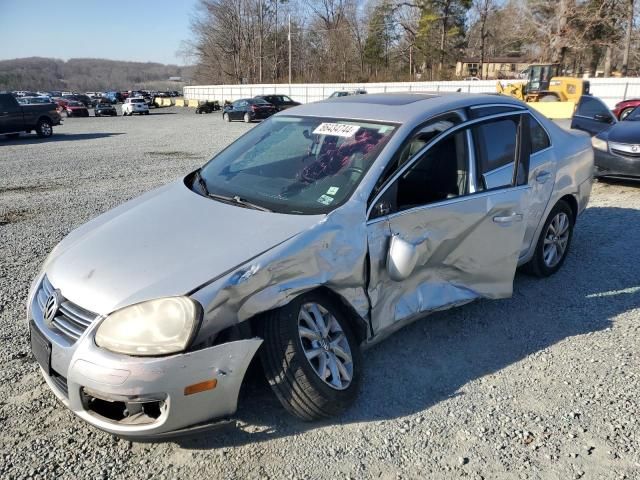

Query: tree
363;1;396;78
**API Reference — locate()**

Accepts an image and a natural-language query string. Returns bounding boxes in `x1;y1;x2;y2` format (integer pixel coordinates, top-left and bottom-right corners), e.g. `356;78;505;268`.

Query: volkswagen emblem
632;145;639;153
44;290;62;325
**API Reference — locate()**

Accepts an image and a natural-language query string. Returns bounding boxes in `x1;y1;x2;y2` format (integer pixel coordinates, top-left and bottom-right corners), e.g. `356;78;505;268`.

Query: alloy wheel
543;212;570;268
297;302;353;390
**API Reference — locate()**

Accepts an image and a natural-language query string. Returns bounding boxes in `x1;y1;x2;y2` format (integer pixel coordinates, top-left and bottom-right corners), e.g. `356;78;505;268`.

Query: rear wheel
65;110;71;117
523;200;574;277
539;94;559;102
36;119;53;138
243;113;251;123
260;291;362;421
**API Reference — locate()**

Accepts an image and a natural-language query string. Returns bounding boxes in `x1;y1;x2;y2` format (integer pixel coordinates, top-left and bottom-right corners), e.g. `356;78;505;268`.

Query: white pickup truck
122;97;149;116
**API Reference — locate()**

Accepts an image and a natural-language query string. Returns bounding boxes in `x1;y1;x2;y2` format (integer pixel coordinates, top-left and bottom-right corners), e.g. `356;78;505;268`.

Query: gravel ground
1;107;639;480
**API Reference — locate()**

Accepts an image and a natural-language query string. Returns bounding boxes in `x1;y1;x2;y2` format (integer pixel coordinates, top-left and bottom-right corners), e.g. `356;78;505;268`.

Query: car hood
45;179;323;316
603;121;640;143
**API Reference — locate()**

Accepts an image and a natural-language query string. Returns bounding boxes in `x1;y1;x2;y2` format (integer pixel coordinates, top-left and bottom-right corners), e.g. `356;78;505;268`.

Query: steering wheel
342;166;364;178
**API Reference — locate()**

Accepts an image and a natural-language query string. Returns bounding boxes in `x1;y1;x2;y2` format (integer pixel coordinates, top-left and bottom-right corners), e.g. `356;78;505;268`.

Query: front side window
375;129;469;215
198;116;397;214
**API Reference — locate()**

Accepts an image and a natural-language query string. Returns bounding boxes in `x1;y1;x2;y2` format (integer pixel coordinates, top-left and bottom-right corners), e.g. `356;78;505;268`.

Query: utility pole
288;14;292;84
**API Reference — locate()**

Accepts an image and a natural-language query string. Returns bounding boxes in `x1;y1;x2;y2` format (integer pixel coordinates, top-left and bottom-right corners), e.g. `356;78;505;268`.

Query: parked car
222;98;277;122
254;94;301;112
195;100;221;114
612;98;640;120
27;93;593;438
1;92;61;138
328;89;367;99
590;105;640;179
122;97;149;116
61;94;94;109
56;99;90;117
94;102;117;117
103;91;123;104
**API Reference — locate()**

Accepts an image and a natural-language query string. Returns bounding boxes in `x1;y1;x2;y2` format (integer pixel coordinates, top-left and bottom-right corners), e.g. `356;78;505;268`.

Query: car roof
282;92;526;124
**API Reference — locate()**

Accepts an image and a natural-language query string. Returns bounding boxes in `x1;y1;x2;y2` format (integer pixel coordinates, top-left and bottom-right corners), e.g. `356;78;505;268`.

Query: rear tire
539;94;559;102
259;291;362;421
36;119;53;138
243;113;251;123
523;200;574;277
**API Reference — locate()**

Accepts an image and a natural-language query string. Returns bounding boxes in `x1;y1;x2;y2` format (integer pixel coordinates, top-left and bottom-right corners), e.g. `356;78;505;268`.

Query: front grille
610;142;640;158
35;276;98;343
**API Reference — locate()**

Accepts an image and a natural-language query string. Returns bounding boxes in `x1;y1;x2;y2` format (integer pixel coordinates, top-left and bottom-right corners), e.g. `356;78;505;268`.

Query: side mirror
374;201;391;217
386;235;419;282
594;113;612;123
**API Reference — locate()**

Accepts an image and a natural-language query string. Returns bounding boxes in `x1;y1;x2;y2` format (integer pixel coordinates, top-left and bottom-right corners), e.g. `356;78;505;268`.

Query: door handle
493;213;523;224
536;170;552;184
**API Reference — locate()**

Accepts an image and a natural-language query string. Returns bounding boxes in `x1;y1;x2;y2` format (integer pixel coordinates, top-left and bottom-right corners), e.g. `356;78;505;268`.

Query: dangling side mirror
386;234;418;282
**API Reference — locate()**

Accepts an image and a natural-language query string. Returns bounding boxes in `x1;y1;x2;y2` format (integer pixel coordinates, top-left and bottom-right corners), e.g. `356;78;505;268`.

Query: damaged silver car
28;93;594;438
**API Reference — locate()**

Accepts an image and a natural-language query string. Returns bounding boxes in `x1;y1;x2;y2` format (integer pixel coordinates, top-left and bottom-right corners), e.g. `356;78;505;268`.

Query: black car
589;106;640;179
223;98;277;122
196;100;221;114
254;94;300;112
94;102;117;117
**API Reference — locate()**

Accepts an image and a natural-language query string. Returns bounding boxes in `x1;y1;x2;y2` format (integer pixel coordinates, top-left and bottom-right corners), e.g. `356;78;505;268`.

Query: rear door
366;112;529;335
571;95;616;136
0;94;24;133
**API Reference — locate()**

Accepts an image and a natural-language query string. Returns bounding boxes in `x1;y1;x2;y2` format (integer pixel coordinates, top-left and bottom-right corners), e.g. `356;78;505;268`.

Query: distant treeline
0;57;194;91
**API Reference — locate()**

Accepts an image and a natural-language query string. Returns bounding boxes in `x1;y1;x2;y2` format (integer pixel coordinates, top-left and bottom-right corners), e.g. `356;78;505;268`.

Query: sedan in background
28;93;592;439
61;94;94;109
223;98;277;122
94;102;117;117
591;106;640;179
56;99;89;117
254;94;300;112
328;89;367;99
612;98;640;120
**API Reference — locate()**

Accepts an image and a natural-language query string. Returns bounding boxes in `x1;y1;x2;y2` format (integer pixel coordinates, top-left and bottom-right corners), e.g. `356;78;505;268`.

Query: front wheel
223;112;230;122
260;292;362;421
523;200;574;277
36;119;53;138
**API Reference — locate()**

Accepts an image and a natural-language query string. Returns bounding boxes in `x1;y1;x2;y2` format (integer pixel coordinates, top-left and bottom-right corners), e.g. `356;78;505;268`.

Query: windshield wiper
207;192;272;212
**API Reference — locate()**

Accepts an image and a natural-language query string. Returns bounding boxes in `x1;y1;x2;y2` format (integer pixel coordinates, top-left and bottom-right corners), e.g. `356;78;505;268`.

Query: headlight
591;137;608;151
95;297;201;356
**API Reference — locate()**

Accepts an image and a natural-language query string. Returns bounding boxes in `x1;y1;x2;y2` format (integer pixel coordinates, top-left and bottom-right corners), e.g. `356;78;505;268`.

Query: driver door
366;114;530;336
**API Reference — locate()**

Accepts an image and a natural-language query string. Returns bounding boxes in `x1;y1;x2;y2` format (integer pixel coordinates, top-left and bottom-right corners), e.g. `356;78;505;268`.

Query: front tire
260;292;362;421
36;119;53;138
523;200;574;277
223;112;230;122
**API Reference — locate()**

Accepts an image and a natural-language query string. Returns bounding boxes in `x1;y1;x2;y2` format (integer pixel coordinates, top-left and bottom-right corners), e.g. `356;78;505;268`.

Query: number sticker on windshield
317;194;335;206
326;186;339;195
313;123;360;137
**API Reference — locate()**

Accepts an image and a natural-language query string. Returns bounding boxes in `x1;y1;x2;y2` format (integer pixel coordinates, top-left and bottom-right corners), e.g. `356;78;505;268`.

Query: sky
0;0;198;65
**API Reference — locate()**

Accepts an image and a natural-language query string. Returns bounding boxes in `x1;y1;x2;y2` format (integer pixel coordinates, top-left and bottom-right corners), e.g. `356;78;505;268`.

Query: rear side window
575;96;609;117
530;116;550;153
473;117;519;189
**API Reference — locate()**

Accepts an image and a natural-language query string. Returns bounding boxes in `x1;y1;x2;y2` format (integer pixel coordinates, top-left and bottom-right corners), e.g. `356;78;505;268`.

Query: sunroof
328;93;439;106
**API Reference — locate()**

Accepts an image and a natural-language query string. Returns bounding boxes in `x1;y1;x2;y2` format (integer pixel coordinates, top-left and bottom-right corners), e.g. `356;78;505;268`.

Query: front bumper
594;149;640;179
28;276;262;439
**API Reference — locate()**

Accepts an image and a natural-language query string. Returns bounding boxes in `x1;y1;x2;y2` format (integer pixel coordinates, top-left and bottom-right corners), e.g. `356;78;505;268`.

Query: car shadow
173;206;637;449
0;132;125;145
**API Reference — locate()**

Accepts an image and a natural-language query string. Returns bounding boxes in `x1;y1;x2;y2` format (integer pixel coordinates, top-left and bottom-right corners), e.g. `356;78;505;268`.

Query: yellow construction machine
496;63;590;119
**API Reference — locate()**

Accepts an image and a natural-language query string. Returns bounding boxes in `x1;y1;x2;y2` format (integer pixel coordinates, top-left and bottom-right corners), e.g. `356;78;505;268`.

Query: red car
612;98;640;120
56;99;89;117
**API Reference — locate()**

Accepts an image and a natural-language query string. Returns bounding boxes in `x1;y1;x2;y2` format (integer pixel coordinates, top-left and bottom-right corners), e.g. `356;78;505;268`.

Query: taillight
251;105;258;111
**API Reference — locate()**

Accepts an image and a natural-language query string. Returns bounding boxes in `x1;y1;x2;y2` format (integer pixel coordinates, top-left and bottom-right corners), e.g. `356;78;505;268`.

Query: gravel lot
1;107;639;480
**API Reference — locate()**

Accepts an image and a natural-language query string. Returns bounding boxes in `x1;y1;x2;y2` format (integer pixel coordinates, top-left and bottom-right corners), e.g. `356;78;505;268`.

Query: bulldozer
496;63;590;118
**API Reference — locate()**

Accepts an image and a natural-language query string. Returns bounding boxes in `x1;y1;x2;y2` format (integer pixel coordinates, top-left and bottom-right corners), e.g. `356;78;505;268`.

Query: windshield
197;115;397;214
624;107;640;121
131;98;144;103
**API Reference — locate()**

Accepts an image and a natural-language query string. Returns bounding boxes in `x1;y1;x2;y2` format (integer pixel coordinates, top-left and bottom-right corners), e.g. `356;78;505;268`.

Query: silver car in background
28;93;593;439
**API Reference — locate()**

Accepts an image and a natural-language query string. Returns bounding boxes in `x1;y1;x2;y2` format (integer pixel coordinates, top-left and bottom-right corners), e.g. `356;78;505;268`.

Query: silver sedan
27;93;594;439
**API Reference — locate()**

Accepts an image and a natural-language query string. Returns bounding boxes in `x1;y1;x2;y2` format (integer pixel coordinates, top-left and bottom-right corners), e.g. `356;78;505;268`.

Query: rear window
131;99;144;103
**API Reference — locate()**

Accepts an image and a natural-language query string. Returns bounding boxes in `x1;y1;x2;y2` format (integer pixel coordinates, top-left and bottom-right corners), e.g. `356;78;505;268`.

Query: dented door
366;187;528;335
